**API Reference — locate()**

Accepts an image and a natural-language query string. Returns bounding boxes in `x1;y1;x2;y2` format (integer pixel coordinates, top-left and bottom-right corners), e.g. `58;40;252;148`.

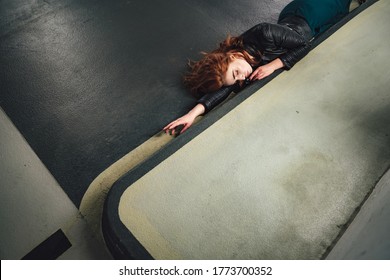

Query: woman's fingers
250;67;273;81
163;119;188;135
250;67;264;80
163;119;181;130
249;69;258;80
163;112;196;135
163;122;174;131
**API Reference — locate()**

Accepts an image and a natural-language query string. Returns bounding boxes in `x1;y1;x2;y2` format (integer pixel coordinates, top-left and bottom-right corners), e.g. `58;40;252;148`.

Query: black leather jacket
198;16;312;113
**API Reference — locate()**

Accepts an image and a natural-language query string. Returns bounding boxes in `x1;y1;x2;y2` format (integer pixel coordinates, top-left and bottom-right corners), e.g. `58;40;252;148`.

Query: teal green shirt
279;0;351;36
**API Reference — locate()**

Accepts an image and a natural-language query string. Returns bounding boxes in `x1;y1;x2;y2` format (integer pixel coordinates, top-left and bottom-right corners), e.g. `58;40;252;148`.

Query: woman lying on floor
164;0;365;135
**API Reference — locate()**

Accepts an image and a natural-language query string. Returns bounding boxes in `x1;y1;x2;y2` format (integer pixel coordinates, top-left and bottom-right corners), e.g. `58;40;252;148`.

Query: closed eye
233;70;239;80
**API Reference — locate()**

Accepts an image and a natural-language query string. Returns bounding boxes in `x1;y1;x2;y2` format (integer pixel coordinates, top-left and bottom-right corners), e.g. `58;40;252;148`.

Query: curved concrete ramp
103;1;390;259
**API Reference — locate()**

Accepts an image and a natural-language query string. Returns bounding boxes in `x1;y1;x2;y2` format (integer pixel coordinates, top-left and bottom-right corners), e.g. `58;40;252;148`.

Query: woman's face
223;56;252;86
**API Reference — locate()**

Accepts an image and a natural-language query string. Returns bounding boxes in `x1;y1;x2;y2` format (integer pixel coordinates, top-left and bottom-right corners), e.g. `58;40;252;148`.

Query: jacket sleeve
197;85;236;113
268;23;311;69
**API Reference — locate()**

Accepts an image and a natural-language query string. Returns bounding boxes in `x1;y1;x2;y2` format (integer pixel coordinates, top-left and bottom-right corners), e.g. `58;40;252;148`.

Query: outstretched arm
163;85;235;135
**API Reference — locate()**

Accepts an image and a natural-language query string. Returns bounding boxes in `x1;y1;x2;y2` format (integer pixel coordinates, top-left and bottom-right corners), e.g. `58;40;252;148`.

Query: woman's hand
163;114;196;135
250;58;284;81
163;103;205;135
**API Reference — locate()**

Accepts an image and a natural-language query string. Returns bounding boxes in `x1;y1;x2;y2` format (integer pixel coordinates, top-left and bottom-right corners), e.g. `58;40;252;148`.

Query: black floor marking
22;229;72;260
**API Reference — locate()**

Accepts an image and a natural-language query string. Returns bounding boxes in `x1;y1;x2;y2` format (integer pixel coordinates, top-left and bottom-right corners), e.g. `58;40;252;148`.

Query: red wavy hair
184;35;260;94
